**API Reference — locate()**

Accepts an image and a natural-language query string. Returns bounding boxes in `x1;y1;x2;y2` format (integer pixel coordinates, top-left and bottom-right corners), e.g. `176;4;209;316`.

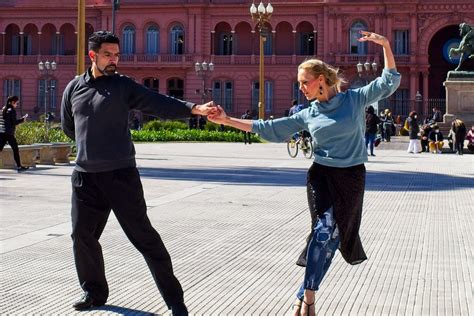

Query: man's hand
192;101;217;116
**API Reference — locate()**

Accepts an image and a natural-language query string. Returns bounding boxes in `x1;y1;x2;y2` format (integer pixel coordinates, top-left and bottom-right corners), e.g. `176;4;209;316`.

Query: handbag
374;136;382;147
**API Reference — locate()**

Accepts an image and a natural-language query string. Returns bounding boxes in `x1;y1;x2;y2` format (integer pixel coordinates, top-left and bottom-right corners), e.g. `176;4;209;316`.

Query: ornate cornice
419;3;473;11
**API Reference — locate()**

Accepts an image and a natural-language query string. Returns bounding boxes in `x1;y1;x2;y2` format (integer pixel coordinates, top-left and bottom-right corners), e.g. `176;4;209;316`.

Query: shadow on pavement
366;170;473;191
138;166;473;191
93;305;159;315
139;166;307;186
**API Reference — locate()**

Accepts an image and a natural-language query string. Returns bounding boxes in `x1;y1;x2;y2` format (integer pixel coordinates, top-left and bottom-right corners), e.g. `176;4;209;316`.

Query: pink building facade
0;0;473;121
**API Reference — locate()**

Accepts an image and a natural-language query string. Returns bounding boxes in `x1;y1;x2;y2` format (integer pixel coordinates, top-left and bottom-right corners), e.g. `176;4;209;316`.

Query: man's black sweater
61;68;195;172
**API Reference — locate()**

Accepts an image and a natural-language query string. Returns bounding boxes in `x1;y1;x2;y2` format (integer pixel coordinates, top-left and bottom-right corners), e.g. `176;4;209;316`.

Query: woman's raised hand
358;31;395;69
358;31;388;47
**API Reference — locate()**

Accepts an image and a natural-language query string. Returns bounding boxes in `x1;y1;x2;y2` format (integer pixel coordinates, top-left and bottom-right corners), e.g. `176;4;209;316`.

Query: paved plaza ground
0;139;472;315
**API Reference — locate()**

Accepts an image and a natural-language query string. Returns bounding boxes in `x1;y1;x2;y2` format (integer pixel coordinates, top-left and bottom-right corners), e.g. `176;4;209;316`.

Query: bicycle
287;132;313;159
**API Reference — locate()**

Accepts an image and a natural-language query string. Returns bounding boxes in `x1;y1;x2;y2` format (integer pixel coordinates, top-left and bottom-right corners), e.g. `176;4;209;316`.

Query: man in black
240;110;252;144
61;31;215;315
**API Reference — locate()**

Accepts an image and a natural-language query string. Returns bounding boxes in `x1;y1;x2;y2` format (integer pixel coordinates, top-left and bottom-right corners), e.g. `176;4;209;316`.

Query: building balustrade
0;53;413;67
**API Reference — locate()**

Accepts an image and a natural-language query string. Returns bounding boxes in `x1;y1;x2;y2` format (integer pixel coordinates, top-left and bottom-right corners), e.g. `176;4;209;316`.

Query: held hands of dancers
207;105;227;124
191;101;219;116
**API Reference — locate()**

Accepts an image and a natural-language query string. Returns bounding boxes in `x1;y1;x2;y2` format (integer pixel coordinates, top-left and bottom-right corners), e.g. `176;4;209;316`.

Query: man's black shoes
17;166;29;172
72;293;105;311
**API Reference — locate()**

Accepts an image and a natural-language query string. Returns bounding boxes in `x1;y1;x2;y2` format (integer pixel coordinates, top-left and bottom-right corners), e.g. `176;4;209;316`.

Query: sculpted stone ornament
449;23;474;71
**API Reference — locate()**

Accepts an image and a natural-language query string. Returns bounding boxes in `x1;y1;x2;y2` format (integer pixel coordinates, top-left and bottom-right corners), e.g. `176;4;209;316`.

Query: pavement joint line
0;221;71;254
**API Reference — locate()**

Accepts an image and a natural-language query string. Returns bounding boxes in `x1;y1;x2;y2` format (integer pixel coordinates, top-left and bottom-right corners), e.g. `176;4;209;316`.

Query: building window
264;34;272;55
23;34;33;55
3;79;21;104
293;82;309;107
11;35;20;55
167;78;184;99
349;21;367;55
219;33;233;55
251;80;273;113
38;79;57;111
122;25;135;55
146;25;160;55
212;80;233;112
170;25;184;55
299;32;315;56
143;77;159;91
394;30;409;55
52;34;65;55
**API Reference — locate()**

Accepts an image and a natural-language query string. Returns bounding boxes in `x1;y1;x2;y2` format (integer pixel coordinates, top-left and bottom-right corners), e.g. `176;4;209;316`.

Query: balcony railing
0;53;413;67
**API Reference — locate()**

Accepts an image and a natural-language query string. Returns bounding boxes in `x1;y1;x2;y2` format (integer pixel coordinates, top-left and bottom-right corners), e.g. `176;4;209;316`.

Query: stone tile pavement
0;139;472;315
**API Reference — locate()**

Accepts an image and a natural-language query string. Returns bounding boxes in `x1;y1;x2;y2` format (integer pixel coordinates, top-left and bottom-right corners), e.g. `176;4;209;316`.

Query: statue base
443;71;474;126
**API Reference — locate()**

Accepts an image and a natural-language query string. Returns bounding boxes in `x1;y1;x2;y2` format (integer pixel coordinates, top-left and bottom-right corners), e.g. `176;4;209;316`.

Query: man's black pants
71;167;184;307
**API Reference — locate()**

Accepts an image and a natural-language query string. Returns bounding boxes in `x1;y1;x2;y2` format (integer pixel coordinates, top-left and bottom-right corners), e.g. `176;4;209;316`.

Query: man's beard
99;64;117;76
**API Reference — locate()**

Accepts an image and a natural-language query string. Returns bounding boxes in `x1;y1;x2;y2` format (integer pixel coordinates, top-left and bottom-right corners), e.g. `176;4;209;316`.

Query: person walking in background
466;126;474;152
406;111;421;154
288;99;299;116
61;31;216;315
241;110;253;144
208;31;400;316
428;125;444;154
382;109;394;142
0;96;29;172
365;105;380;156
452;118;467;155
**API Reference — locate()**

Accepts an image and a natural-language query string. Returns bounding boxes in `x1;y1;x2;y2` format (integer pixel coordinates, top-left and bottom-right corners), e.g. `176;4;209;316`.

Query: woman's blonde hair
298;59;346;92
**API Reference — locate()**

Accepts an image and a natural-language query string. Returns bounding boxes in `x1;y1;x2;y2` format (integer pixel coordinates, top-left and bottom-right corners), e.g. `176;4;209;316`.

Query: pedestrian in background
0;95;29;172
61;31;216;315
241;110;253;144
452;118;467;155
208;31;400;316
406;111;421;154
365;105;380;156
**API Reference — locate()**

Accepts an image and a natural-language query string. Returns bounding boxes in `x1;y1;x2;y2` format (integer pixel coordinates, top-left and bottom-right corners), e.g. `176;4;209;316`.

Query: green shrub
131;129;261;143
15;121;72;145
203;121;240;133
143;119;188;131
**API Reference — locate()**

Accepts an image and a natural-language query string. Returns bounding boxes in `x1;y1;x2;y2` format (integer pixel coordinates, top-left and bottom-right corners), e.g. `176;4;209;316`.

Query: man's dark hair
88;31;120;52
292;99;298;106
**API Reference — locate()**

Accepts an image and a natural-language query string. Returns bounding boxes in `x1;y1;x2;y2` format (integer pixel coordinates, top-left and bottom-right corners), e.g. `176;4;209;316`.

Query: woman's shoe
17;166;29;172
291;299;302;316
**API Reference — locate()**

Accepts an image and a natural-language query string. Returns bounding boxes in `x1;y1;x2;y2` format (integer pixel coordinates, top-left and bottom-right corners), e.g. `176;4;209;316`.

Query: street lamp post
194;61;214;104
356;59;378;83
357;59;378;111
250;1;273;120
38;60;57;141
415;90;422;114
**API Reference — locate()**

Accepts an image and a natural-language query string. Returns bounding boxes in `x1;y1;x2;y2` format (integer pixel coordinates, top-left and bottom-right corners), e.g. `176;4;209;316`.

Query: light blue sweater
251;68;401;168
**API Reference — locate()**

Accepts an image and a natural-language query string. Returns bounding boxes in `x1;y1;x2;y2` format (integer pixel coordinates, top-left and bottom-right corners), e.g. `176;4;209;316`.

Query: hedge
13;120;261;144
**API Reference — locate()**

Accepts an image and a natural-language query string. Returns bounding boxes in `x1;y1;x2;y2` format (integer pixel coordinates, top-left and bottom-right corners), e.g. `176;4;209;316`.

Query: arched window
143;77;159;91
146;25;160;55
170;25;184;55
349;21;367;55
122;25;135;54
167;78;184;99
264;33;272;55
299;32;315;56
219;33;233;55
